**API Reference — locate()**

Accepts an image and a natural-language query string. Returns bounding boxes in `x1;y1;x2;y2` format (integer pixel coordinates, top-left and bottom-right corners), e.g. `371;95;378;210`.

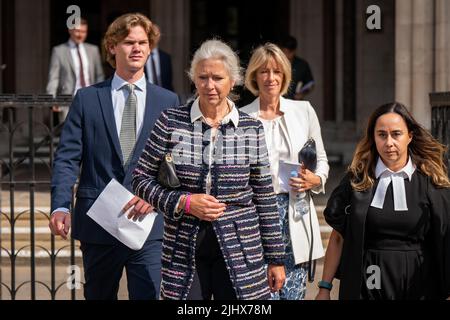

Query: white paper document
278;160;301;190
86;179;157;250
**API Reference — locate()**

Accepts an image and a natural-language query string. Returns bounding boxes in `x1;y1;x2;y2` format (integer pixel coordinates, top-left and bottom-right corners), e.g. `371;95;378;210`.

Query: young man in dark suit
49;13;179;300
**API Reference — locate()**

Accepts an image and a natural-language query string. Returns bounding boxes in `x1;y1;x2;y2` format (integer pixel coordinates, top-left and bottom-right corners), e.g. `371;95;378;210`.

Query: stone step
1;204;333;253
1;238;82;260
3;237;333;261
1;237;78;249
2;211;53;242
2;215;332;239
1;205;329;221
11;137;60;157
1;207;51;221
2;218;50;229
2;228;333;244
11;147;55;157
2;228;54;242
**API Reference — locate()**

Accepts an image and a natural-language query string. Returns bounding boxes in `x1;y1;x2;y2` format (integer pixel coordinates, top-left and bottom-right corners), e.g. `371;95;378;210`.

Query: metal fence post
0;94;73;300
430;92;450;177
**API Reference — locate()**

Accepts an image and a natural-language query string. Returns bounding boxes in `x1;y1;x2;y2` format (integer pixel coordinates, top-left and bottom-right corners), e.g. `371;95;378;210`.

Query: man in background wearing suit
144;23;174;92
279;35;315;101
46;18;104;123
49;13;179;300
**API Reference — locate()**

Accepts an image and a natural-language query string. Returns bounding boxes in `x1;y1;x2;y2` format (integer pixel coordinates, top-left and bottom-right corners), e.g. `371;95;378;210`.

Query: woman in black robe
316;102;450;300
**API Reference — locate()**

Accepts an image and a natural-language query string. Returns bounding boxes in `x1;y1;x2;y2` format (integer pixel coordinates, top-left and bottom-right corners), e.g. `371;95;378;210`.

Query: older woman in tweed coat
132;39;286;300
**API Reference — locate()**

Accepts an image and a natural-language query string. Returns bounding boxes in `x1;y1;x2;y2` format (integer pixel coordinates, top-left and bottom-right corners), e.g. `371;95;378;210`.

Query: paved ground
0;259;339;300
1;163;347;300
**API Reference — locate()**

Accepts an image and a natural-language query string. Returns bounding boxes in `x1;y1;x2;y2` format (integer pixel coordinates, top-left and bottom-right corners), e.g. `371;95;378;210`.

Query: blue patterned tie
119;84;136;167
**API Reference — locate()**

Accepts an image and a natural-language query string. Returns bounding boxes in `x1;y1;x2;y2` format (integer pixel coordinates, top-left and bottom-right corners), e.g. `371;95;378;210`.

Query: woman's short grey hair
188;39;243;86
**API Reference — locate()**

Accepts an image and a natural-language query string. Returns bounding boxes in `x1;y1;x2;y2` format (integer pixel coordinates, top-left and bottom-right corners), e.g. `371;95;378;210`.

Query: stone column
0;0;3;93
12;0;50;133
395;0;412;109
355;0;395;133
15;0;50;93
411;0;434;129
290;0;324;120
150;0;191;102
435;0;450;92
335;0;344;123
395;0;437;129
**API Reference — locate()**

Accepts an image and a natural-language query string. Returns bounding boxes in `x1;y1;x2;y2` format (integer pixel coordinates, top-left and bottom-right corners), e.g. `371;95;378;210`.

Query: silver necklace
202;103;231;128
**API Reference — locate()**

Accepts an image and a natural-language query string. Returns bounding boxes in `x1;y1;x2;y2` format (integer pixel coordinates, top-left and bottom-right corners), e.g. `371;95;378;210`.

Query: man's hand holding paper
123;196;154;221
87;179;157;250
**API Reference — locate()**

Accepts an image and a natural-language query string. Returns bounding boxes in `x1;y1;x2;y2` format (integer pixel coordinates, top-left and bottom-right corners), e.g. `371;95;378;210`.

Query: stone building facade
1;0;449;163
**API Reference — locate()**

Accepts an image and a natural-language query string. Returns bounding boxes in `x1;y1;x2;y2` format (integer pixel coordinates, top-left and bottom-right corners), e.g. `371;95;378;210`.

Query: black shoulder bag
298;138;317;283
157;153;181;189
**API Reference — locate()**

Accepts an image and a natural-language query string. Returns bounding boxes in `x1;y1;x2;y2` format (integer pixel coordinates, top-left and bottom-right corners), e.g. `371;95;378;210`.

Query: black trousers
80;239;162;300
187;221;237;300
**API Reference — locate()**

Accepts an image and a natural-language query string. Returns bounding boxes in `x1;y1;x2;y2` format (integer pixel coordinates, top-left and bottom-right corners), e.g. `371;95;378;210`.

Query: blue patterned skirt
270;194;309;300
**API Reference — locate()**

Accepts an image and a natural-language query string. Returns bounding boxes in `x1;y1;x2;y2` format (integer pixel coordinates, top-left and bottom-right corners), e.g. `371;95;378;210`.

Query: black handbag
298;138;317;172
157;153;181;189
297;138;318;283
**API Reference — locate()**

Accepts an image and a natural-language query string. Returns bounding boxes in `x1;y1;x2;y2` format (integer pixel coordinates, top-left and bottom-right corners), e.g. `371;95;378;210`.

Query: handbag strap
307;190;316;283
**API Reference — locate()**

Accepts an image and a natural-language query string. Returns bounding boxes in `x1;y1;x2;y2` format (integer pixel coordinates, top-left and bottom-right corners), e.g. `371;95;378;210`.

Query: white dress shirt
259;116;291;194
371;157;416;211
68;40;91;95
111;73;147;139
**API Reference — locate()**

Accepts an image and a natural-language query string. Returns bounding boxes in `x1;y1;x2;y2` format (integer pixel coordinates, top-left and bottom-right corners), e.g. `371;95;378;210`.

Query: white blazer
241;97;329;264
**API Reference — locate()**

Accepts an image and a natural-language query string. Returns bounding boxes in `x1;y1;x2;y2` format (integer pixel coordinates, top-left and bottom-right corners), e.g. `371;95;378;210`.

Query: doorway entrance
190;0;290;106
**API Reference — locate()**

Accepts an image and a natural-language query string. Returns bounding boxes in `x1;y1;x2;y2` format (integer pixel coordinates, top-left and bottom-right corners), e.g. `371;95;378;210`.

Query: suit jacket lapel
278;98;296;162
142;82;161;139
97;79;123;163
65;42;76;77
85;45;95;84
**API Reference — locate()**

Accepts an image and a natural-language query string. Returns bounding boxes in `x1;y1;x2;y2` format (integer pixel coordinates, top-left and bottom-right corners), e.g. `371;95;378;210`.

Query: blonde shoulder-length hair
244;43;291;96
349;102;450;191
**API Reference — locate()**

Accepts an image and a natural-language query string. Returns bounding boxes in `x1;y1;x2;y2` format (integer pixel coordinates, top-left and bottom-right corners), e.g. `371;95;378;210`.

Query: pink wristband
184;194;191;214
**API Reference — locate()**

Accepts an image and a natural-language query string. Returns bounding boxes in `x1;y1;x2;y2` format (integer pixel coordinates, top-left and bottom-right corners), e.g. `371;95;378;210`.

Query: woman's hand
289;164;321;193
188;194;226;221
315;288;332;300
267;264;286;292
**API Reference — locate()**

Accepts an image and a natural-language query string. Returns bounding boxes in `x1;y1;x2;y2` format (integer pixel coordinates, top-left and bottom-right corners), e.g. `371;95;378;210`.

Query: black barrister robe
324;171;450;299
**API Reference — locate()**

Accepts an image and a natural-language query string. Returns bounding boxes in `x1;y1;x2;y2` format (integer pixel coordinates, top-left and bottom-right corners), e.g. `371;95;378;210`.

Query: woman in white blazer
241;43;329;300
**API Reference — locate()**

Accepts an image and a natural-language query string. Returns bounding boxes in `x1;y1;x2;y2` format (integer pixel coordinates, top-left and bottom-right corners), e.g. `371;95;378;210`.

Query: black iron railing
430;92;450;177
0;94;82;300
